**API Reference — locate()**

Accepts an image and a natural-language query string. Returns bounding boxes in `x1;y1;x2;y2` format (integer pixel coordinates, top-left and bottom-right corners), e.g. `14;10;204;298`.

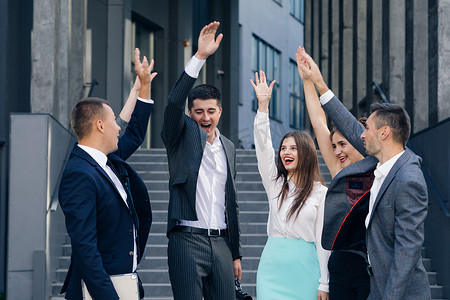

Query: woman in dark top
296;46;374;300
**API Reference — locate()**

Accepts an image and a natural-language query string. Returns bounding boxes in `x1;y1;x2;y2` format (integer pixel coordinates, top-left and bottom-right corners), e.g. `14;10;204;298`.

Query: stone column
31;0;58;115
31;0;85;128
356;0;367;112
342;0;354;109
330;0;340;97
389;0;405;107
413;0;429;131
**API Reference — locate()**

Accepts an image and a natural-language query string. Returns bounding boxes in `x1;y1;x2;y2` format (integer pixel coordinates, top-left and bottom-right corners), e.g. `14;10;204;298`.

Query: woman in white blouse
251;70;330;300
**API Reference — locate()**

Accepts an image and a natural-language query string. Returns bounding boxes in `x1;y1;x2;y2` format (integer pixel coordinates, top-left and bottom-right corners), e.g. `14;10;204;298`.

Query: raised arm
115;49;157;160
296;47;341;178
251;71;279;194
298;49;365;155
161;21;223;150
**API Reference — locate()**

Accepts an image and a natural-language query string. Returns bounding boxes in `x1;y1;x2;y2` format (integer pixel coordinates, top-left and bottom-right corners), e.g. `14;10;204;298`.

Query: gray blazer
323;96;430;300
161;71;242;260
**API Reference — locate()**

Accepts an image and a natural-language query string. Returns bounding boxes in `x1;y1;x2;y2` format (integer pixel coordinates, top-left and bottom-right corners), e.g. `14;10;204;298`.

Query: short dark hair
70;97;110;139
370;102;411;147
187;84;222;110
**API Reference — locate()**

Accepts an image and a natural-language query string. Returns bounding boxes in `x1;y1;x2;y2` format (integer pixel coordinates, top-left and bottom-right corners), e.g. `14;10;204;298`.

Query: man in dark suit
298;50;431;299
161;21;242;300
58;49;156;300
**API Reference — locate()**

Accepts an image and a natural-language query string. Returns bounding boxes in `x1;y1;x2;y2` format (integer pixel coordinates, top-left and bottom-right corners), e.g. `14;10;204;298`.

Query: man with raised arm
59;49;157;300
161;22;242;300
297;49;430;300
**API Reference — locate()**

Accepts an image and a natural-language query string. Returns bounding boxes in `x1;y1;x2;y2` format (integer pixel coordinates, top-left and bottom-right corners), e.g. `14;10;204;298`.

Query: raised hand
195;21;223;60
134;48;157;99
250;70;276;114
295;46;311;81
295;46;328;95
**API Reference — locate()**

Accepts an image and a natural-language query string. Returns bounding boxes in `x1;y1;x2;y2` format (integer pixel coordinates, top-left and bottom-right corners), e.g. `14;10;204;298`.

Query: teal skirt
256;237;320;300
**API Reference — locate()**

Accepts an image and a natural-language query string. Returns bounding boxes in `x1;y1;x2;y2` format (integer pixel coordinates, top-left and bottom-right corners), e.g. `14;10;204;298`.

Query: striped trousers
168;231;235;300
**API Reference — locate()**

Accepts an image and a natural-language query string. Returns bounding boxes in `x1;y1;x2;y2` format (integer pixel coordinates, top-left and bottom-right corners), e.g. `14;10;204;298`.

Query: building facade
238;0;306;149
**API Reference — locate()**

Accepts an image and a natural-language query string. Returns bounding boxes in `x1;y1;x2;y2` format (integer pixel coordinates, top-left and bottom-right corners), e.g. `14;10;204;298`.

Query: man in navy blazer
298;50;430;299
161;22;241;300
58;49;156;300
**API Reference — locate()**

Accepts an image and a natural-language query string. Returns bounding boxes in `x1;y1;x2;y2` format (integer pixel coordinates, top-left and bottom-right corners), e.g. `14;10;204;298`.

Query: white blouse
254;111;330;292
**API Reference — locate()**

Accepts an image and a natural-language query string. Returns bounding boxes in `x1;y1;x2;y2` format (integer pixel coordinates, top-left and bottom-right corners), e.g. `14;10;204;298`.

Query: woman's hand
250;70;275;114
318;290;329;300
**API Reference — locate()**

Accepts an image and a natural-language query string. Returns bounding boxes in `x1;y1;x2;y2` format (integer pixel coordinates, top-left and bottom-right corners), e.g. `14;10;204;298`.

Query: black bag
235;279;253;300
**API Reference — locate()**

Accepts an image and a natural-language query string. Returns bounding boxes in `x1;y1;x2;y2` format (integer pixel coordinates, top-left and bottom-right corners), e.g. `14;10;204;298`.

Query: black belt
173;225;227;237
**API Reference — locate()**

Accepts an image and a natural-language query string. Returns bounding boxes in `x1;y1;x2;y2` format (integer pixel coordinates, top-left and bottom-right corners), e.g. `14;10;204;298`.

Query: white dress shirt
365;151;405;228
254;111;330;292
77;144;138;271
181;129;228;230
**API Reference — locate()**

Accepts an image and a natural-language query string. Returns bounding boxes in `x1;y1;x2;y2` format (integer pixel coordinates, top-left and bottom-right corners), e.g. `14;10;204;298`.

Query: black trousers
328;251;370;300
167;231;235;300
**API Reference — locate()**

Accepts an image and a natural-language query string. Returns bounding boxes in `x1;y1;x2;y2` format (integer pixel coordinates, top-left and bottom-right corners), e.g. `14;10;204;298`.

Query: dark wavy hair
276;130;324;221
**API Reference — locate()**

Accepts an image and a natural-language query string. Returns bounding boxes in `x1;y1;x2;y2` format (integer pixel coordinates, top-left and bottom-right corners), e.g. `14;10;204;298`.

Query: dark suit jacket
323;96;430;300
59;100;153;300
321;157;376;252
161;71;242;260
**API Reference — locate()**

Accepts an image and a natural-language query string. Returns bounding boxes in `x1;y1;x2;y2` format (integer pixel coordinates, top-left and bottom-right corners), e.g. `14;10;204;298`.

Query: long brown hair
276;130;324;221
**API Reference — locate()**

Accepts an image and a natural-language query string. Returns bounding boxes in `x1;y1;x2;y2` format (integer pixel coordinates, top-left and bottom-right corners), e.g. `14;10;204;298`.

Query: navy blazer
323;96;430;300
161;71;242;260
59;100;153;300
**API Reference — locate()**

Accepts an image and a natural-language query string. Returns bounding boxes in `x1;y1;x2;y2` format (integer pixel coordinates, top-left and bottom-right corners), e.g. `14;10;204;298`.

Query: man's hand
318;290;329;300
134;48;157;100
296;46;329;96
250;70;275;114
195;21;223;60
233;259;242;281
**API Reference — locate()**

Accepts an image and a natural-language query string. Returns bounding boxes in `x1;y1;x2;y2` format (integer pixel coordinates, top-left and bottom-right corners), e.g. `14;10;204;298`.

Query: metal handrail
85;79;99;97
358;81;390;108
372;81;389;103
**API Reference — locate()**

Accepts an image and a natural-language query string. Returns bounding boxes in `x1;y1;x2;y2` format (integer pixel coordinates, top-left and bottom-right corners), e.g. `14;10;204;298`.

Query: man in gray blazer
298;50;430;299
161;21;241;300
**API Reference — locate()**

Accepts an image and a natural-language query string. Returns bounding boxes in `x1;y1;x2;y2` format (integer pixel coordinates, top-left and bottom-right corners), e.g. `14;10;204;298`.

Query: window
290;0;304;23
289;60;304;129
252;35;281;120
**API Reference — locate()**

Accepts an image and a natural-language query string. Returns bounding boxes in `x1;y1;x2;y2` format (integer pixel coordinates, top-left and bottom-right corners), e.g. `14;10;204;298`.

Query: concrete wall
238;0;305;149
7;114;73;299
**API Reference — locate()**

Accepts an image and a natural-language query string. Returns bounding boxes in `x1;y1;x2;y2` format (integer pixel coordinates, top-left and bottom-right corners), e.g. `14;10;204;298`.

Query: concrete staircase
50;148;446;299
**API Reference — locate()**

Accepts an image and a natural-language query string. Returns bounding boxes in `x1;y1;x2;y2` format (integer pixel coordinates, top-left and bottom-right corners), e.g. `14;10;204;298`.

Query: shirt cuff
137;96;154;104
319;90;335;105
185;56;206;78
256;111;269;118
319;283;329;293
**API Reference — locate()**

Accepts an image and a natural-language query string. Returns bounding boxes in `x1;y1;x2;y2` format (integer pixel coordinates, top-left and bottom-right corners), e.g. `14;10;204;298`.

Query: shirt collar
207;128;221;146
78;144;108;168
375;150;405;178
